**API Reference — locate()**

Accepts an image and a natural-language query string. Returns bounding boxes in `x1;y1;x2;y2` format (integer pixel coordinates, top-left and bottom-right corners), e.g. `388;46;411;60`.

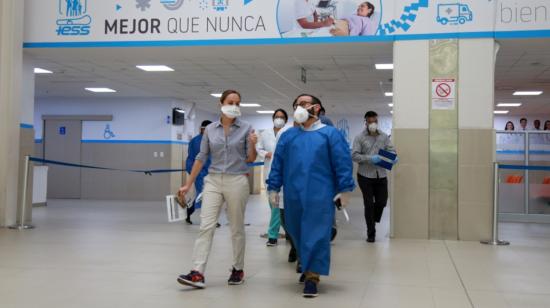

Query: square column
392;39;496;241
0;0;24;227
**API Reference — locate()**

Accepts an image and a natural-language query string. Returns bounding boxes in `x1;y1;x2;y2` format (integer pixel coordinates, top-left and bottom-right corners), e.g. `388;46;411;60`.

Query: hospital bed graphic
56;14;92;26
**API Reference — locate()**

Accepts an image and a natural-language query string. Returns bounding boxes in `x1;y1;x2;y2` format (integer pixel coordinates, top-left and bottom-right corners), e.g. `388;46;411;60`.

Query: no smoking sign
432;78;456;110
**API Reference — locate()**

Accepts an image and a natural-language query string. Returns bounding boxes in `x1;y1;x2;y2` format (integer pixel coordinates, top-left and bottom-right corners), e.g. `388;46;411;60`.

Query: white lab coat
257;128;278;183
258;126;289;209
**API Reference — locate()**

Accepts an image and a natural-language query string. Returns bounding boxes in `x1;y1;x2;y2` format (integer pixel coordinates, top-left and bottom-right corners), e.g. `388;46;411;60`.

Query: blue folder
375;149;398;170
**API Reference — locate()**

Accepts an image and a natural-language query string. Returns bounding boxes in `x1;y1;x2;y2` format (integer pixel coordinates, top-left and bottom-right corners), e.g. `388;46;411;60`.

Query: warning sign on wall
432;78;456;110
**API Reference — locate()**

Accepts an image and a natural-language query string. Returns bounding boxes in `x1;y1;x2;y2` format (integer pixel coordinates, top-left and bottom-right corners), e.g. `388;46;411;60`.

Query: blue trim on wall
35;139;43;144
81;140;189;145
497;150;550;155
22;30;550;49
20;123;34;129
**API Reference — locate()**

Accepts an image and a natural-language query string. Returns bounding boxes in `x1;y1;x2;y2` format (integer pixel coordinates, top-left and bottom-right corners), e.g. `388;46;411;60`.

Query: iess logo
56;0;92;36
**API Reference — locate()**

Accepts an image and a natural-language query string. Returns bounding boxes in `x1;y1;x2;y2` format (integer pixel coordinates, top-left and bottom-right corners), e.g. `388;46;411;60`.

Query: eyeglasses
293;102;317;110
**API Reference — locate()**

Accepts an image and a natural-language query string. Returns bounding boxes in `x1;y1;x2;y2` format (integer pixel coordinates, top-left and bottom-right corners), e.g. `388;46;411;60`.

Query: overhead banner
24;0;550;48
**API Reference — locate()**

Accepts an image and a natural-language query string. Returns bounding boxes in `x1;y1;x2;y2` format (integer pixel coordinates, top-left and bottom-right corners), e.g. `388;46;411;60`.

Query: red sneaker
177;271;205;289
228;267;244;285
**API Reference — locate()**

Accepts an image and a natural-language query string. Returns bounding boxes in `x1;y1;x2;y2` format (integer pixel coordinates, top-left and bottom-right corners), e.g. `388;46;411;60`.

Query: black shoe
299;273;305;284
288;248;297;263
216;223;221;228
228;267;244;285
367;237;375;243
303;280;319;298
185;217;192;225
266;238;278;247
296;262;302;274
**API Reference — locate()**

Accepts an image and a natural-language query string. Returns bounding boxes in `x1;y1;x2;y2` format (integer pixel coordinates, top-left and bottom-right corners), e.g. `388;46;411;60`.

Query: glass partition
497;131;550;220
528;132;550;215
496;132;526;214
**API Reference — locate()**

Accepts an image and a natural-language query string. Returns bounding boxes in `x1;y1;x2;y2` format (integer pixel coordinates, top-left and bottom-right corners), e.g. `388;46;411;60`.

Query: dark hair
201;120;213;128
520;118;527;123
272;108;288;122
220;89;241;104
505;121;515;131
362;2;375;18
545;120;550;130
364;111;378;119
292;94;323;108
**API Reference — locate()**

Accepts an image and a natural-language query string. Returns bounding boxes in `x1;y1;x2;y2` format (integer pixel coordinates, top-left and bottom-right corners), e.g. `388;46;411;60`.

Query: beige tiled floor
1;195;550;308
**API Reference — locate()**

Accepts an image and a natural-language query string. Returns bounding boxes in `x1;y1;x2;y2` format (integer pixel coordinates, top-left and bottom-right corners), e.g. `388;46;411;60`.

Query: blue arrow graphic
116;4;122;11
244;0;254;5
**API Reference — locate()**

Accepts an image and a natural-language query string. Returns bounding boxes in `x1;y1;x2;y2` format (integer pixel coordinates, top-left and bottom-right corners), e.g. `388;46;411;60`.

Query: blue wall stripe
22;30;550;49
497;150;550;155
20;123;34;129
81;139;189;145
35;139;43;144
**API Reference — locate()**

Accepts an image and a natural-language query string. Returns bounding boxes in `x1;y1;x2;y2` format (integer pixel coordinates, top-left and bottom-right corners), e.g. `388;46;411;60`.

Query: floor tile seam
444;240;475;308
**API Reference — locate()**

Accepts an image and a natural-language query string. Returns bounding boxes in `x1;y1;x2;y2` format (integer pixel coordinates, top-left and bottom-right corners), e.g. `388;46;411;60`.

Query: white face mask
294;106;315;124
221;105;241;119
273;118;286;128
368;122;378;133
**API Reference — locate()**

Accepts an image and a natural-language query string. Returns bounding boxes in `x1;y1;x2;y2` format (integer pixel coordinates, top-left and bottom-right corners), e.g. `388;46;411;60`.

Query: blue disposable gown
186;134;211;208
267;123;355;275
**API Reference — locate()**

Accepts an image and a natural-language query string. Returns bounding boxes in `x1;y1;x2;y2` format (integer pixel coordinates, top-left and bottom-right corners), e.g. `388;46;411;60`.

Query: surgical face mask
273;118;286;128
294;105;316;124
368;122;378;133
221;105;241;119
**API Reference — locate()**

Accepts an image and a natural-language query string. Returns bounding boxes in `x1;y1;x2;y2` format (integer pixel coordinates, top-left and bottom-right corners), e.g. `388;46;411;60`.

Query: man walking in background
185;120;212;224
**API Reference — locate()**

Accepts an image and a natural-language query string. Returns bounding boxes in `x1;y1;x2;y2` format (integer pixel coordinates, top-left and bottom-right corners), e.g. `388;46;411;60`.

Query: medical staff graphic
56;0;92;36
278;0;382;38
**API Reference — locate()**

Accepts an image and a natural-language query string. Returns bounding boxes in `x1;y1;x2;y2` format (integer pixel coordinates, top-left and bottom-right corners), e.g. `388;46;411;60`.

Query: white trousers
192;174;250;273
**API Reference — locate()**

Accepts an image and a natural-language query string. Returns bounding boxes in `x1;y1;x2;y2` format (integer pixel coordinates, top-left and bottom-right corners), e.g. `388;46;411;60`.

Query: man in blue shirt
185;120;212;224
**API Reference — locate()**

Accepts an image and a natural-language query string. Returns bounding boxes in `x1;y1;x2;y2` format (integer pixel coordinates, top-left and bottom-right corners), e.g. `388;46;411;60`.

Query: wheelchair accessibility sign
104;124;116;139
432;78;456;110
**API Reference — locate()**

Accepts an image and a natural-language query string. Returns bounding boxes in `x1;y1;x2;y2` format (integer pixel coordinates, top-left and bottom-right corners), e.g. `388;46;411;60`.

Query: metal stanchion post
8;155;35;230
481;162;509;246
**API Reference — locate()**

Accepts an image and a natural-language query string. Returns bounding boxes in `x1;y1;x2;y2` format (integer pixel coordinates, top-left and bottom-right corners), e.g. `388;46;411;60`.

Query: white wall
21;56;35;125
34;98;205;142
458;39;495;129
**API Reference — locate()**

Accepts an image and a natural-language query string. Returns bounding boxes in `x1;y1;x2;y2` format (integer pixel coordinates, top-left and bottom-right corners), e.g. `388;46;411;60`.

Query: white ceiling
28;43;394;116
495;39;550;116
27;39;550;117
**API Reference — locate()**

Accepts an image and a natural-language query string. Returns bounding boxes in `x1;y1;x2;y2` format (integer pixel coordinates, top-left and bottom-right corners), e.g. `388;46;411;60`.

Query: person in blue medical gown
267;94;355;298
185;120;212;224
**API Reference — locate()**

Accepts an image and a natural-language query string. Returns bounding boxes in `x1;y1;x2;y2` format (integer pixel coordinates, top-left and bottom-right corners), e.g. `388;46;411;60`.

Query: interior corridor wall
33;98;212;201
